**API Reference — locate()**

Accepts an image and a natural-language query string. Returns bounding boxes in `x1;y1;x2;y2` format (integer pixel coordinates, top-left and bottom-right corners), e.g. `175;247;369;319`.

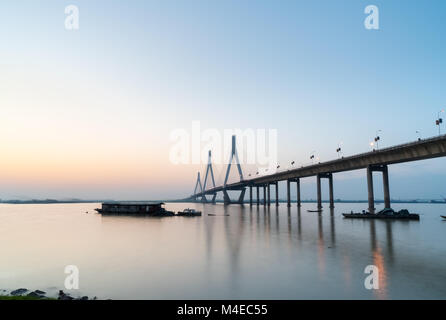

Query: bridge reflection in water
197;202;431;299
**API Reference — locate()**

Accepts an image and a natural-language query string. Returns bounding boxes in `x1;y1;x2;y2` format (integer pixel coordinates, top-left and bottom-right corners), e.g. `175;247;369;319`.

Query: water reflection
201;203;401;299
2;203;444;299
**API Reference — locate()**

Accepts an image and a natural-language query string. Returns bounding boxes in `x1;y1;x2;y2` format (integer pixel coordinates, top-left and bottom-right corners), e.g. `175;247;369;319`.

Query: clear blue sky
0;1;445;200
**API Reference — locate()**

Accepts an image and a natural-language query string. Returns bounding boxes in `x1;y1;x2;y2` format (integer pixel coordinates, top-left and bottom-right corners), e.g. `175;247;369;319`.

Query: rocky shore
0;288;98;300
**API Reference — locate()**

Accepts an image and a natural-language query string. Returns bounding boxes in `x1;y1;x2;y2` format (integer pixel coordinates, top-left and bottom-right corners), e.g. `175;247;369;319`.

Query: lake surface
1;202;446;299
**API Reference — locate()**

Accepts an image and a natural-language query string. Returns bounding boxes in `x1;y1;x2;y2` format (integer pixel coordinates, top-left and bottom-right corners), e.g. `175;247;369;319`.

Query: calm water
1;202;446;300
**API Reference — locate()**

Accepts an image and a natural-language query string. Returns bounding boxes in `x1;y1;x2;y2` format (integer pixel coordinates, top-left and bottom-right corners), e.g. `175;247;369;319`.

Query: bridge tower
224;135;244;186
193;172;203;202
202;150;217;203
222;135;246;205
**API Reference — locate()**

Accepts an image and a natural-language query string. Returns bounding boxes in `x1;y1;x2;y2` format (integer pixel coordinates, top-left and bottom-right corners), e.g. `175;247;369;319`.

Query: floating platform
343;208;419;220
95;202;174;216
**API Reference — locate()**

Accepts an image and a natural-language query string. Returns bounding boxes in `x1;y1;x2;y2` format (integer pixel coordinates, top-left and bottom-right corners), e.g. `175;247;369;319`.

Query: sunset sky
0;0;445;200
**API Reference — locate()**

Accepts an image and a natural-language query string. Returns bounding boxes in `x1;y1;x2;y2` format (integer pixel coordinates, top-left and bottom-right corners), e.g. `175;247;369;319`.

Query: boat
343;208;419;220
441;216;446;219
307;209;323;213
95;202;175;216
176;208;202;217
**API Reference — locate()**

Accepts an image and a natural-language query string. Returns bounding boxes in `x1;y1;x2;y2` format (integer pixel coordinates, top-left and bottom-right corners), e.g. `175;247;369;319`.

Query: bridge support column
263;185;267;207
256;186;260;206
275;182;279;206
382;165;391;208
328;173;334;209
238;188;246;204
367;164;392;213
211;193;217;204
267;183;271;207
287;180;291;207
223;188;246;205
223;189;231;205
316;173;334;210
296;178;301;207
367;165;375;213
249;186;253;206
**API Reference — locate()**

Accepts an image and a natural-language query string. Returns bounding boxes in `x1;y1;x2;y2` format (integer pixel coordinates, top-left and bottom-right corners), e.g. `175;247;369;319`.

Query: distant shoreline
0;199;445;205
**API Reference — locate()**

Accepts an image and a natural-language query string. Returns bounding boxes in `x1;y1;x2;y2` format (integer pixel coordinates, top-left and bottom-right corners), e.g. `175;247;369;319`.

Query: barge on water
95;202;174;216
343;208;420;220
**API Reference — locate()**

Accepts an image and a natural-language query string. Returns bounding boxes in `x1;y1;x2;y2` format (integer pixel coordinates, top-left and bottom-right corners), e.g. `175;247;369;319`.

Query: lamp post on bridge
374;130;382;149
416;130;422;141
436;110;445;135
336;142;343;159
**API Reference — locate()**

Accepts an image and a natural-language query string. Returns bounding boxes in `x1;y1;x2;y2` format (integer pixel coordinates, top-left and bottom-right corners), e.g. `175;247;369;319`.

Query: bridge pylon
224;135;244;186
193;172;203;202
203;150;217;203
222;135;246;205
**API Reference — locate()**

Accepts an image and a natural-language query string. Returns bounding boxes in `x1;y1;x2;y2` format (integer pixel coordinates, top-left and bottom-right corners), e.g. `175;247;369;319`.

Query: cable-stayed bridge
188;134;446;213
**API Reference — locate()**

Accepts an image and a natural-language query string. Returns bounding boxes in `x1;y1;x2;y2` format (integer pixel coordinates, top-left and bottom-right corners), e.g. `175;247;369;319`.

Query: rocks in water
58;290;74;300
7;288;49;299
27;291;42;298
6;288;98;300
58;290;91;300
26;290;48;299
11;288;28;296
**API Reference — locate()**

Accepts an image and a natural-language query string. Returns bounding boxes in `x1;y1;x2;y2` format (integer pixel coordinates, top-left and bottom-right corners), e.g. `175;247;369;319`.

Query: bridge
189;134;446;213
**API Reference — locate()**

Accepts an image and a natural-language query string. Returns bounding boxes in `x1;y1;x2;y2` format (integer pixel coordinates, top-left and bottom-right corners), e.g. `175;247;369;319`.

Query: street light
416;130;422;141
336;142;343;158
374;130;382;149
436;110;445;135
310;151;316;164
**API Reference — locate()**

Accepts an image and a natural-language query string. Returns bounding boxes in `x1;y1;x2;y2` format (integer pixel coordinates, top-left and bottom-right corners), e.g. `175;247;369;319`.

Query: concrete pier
256;186;260;206
287;180;291;207
267;183;271;206
263;185;267;207
317;173;335;210
222;188;246;205
367;165;375;213
296;178;301;207
275;182;279;206
328;173;334;209
382;165;391;208
367;164;391;213
249;186;253;206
